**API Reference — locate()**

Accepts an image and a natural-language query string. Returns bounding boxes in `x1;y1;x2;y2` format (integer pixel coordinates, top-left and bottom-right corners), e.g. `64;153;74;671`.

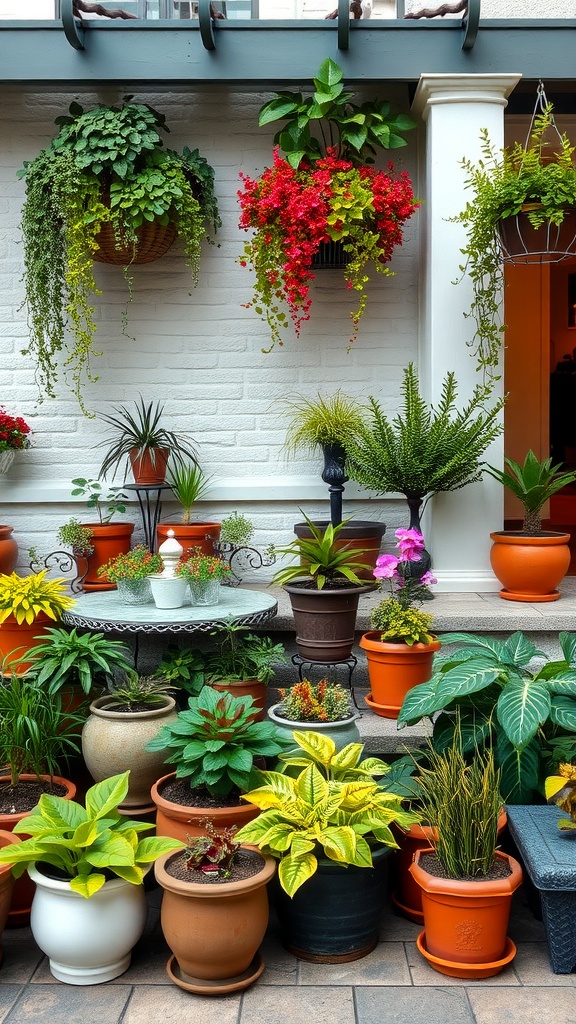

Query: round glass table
62;588;278;636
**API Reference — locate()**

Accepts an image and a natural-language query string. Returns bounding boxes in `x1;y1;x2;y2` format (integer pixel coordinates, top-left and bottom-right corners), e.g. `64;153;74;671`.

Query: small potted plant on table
175;551;232;606
98;545;162;604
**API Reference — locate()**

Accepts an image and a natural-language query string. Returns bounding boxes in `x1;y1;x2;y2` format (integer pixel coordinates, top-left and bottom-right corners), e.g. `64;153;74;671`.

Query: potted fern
19;100;220;413
485;450;576;601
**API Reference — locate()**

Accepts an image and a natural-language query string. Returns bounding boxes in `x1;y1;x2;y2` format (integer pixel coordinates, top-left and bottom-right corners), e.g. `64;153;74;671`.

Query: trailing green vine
18;101;220;414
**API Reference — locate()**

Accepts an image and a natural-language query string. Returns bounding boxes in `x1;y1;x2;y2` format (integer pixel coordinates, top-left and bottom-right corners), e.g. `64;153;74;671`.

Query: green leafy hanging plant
18;100;220;414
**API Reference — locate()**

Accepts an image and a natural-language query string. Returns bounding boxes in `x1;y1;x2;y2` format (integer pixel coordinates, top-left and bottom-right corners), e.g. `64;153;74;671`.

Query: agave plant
485;450;576;535
272;513;371;590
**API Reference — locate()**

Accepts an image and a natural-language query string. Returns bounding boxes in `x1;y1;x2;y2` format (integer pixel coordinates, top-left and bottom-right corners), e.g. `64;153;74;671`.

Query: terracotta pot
498;205;576;265
81;696;179;814
0;830;19;958
151;772;259;843
359;632;441;719
155;846;275;992
0;774;76;927
0;526;18;575
157;522;221;558
489;530;571;603
83;522;135;592
392;809;508;924
293;520;386;581
210;679;267;721
0;611;53;674
409;848;522;976
129;447;169;485
266;703;361;751
284;581;374;663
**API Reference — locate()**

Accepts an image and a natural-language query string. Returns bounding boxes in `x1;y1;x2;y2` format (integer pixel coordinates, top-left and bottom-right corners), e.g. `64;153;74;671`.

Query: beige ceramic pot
81;695;178;814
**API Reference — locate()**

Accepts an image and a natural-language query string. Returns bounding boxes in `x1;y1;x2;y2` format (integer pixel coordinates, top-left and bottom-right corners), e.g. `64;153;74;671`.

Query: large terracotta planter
266;703;361;751
157;522;221;558
489;530;571;602
151;772;259;843
274;844;392;963
409;848;523;978
284;581;374;663
83;522;135;592
0;611;53;674
0;526;18;575
155;846;275;993
81;696;179;814
293;520;386;581
359;632;441;719
28;864;148;985
0;830;19;959
211;679;267;721
0;774;77;927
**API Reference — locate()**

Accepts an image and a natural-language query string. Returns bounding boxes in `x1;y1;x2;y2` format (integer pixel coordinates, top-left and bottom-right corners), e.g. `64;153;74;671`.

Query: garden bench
506;804;576;974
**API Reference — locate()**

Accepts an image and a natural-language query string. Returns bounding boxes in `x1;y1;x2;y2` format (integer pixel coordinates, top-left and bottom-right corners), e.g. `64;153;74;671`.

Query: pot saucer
416;931;517;978
499;588;560;603
166;951;265;994
391;889;424;925
364;693;399;719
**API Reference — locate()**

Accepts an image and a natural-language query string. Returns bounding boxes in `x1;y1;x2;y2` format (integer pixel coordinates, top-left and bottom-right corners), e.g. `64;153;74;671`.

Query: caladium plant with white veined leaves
398;630;576;804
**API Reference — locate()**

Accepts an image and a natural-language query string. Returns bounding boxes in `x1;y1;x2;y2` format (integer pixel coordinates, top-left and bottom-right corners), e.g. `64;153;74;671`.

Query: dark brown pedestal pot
283;581;374;663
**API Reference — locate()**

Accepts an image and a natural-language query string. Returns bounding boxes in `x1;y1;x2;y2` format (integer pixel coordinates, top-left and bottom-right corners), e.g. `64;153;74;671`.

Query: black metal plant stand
124;483;172;551
291;653;360;710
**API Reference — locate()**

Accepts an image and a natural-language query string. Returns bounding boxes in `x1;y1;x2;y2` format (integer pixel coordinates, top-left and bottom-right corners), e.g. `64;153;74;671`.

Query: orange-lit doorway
504;259;576;572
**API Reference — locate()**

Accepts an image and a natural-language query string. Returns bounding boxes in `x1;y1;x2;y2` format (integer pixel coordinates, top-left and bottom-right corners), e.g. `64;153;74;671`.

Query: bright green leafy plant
236;730;419;896
24;627;132;696
145;687;291;799
97;397;198;482
70;479;128;525
0;673;84;787
485;450;576;535
398;630;576;803
219;512;255;548
203;620;286;686
272;513;371;590
0;772;183;898
19;101;220;412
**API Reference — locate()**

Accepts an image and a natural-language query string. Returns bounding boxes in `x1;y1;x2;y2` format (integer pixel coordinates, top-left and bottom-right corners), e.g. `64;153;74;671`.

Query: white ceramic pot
267;703;361;751
149;575;189;610
28;866;148;985
82;695;178;813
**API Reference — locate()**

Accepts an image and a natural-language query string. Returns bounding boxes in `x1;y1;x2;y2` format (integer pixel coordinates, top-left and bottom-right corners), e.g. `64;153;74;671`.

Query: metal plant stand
291;653;360;710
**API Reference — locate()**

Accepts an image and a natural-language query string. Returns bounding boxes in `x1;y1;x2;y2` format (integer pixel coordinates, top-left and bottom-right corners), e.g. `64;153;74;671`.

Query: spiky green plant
0;674;84;786
341;363;504;507
485;450;576;535
283;392;366;456
272;512;370;590
167;462;211;524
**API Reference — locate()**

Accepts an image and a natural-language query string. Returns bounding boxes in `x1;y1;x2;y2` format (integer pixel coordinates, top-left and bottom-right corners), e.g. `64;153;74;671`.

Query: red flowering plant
0;407;32;454
238;58;418;351
369;528;437;646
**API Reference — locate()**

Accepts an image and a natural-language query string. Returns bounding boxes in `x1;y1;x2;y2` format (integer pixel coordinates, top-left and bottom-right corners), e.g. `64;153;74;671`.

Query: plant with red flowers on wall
238;58;418;352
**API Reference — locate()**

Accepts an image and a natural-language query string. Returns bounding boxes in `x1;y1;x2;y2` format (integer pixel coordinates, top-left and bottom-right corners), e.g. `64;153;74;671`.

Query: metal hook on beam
462;0;480;51
62;0;85;50
337;0;350;51
198;0;216;51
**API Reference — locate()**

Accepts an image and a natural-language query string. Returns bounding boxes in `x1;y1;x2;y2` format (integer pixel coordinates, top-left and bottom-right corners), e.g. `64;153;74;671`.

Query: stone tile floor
0;881;574;1024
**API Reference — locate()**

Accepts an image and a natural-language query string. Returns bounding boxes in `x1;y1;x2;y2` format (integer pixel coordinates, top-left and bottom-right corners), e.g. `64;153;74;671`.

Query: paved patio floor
0;879;574;1024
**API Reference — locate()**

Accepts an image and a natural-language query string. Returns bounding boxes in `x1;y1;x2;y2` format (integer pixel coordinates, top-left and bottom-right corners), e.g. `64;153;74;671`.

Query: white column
411;74;521;593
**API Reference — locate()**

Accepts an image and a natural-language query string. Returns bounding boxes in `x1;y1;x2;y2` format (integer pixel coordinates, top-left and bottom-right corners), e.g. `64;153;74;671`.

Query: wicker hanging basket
93;220;178;266
497;204;576;265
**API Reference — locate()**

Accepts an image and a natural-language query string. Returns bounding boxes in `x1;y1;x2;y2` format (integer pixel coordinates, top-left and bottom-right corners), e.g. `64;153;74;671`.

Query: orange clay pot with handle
359;633;441;719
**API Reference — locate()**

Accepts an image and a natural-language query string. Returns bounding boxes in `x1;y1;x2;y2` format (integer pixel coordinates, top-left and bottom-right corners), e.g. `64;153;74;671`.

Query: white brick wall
0;84;418;574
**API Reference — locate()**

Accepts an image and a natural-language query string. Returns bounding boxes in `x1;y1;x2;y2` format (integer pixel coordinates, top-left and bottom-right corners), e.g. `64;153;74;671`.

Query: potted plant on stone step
267;678;360;750
409;740;522;979
236;730;419;962
485;450;576;602
272;512;374;664
360;528;440;719
81;672;179;814
147;686;291;843
201;619;287;719
283;391;386;575
0;570;75;673
155;819;276;994
238;57;418;353
339;363;504;582
97;397;199;485
19;100;220;412
398;629;576;805
0;771;183;985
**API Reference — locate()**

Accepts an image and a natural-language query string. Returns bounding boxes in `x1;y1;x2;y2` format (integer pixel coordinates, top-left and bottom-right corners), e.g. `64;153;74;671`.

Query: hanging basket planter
93;219;178;266
311;240;350;271
497;205;576;265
